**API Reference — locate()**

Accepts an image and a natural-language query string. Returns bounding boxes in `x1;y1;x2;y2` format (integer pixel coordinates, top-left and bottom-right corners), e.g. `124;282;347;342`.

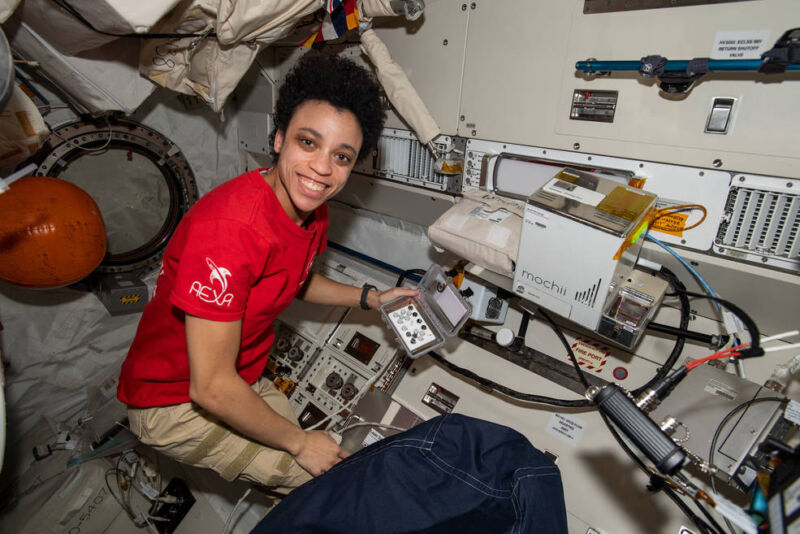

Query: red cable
686;344;747;370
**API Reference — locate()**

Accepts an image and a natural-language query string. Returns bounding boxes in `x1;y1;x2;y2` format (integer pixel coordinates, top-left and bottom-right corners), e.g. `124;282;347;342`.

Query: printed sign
785;400;800;426
546;413;586;445
570;337;610;373
652;212;689;237
712;30;772;59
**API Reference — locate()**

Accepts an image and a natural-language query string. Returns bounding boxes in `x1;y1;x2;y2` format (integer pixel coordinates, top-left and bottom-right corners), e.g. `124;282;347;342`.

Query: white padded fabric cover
427;190;524;277
140;0;322;111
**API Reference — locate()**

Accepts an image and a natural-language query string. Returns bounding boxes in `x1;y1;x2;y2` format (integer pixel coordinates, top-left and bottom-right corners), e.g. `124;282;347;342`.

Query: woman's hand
369;286;419;310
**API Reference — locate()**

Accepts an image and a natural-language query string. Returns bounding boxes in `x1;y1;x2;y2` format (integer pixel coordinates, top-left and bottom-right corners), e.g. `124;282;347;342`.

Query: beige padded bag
427;190;524;277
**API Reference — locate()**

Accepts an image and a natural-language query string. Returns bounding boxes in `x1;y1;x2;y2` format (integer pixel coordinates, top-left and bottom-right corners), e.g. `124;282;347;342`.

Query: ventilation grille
716;187;800;264
373;134;449;189
377;135;435;181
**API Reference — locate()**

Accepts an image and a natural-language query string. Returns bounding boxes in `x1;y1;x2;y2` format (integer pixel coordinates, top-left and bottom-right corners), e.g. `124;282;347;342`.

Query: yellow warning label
119;295;141;305
652;212;689;237
569;338;610;373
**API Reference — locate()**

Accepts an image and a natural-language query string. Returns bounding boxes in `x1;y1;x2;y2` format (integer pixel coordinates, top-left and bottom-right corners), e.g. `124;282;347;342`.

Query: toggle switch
705;97;735;134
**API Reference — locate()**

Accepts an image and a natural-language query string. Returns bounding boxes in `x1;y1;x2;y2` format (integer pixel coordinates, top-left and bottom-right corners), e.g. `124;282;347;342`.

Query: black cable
646;321;729;347
537;308;591;390
517;309;531;341
396;268;426;288
605;419;720;534
632;266;690;398
427;350;592;408
50;0;217;39
678;291;763;359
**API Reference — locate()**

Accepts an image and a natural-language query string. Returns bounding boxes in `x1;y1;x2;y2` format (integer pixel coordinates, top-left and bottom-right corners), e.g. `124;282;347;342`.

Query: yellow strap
220;442;262;482
274;451;294;474
181;425;228;466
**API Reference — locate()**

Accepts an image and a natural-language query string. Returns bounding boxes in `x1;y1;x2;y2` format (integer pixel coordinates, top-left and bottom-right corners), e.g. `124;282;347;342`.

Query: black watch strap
360;284;377;310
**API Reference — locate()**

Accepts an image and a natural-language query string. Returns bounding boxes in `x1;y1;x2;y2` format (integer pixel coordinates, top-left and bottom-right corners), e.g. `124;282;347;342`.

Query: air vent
716;186;800;270
380;135;431;179
355;129;460;192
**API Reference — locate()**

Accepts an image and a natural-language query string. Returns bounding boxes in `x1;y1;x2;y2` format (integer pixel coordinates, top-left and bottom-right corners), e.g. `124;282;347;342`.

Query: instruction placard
546;413;586;446
712;30;772;59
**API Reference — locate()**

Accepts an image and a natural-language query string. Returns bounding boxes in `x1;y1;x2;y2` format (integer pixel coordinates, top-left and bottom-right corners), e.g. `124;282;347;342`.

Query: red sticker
613;367;628;380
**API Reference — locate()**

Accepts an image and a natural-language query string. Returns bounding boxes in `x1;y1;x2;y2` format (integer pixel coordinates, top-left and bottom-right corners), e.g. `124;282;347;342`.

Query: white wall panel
452;0;800;178
372;0;470;134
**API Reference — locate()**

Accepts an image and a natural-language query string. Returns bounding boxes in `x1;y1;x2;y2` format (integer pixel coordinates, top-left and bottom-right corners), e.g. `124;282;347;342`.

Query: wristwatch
360;284;377;310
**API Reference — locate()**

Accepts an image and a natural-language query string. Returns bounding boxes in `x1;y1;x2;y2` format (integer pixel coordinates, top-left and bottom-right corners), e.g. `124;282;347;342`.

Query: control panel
264;307;407;431
383;299;441;357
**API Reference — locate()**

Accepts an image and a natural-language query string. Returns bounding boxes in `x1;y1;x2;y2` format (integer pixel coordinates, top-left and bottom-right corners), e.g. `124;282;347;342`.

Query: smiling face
270;99;363;225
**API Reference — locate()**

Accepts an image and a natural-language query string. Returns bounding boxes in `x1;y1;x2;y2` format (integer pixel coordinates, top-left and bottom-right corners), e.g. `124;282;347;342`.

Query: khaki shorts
128;378;312;489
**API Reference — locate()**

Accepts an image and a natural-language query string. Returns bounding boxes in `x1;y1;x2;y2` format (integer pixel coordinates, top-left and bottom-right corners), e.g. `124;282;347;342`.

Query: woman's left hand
369;286;419;310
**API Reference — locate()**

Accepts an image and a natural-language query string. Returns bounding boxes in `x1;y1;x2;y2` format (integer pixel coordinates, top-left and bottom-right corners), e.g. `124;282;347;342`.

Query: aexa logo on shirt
189;257;234;307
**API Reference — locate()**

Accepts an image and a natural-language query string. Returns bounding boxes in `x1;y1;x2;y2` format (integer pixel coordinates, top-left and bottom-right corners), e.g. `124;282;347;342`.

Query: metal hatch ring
34;117;199;274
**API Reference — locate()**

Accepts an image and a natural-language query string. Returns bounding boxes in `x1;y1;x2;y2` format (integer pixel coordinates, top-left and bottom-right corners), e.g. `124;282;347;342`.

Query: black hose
646;322;728;347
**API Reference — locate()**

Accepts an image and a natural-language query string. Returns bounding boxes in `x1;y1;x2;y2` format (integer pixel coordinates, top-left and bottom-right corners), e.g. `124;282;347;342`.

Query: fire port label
569;337;610;373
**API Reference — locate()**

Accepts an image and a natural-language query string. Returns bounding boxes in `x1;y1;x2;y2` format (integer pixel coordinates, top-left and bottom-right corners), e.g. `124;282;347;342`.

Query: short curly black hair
271;53;385;164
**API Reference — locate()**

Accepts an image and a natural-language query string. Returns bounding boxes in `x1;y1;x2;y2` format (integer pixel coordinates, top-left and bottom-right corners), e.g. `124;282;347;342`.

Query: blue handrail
575;59;800;72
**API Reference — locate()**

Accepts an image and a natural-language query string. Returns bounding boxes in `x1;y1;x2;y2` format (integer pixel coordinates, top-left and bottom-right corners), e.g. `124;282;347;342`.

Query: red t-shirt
117;169;328;407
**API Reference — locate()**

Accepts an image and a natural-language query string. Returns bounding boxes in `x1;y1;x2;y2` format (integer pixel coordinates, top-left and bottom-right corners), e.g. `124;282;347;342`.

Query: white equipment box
513;168;657;335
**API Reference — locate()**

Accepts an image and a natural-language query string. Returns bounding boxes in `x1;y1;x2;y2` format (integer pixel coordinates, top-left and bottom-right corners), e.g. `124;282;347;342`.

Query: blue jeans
252;413;568;533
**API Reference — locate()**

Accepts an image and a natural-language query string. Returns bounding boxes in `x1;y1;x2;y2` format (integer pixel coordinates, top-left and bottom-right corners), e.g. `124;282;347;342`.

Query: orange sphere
0;176;107;288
